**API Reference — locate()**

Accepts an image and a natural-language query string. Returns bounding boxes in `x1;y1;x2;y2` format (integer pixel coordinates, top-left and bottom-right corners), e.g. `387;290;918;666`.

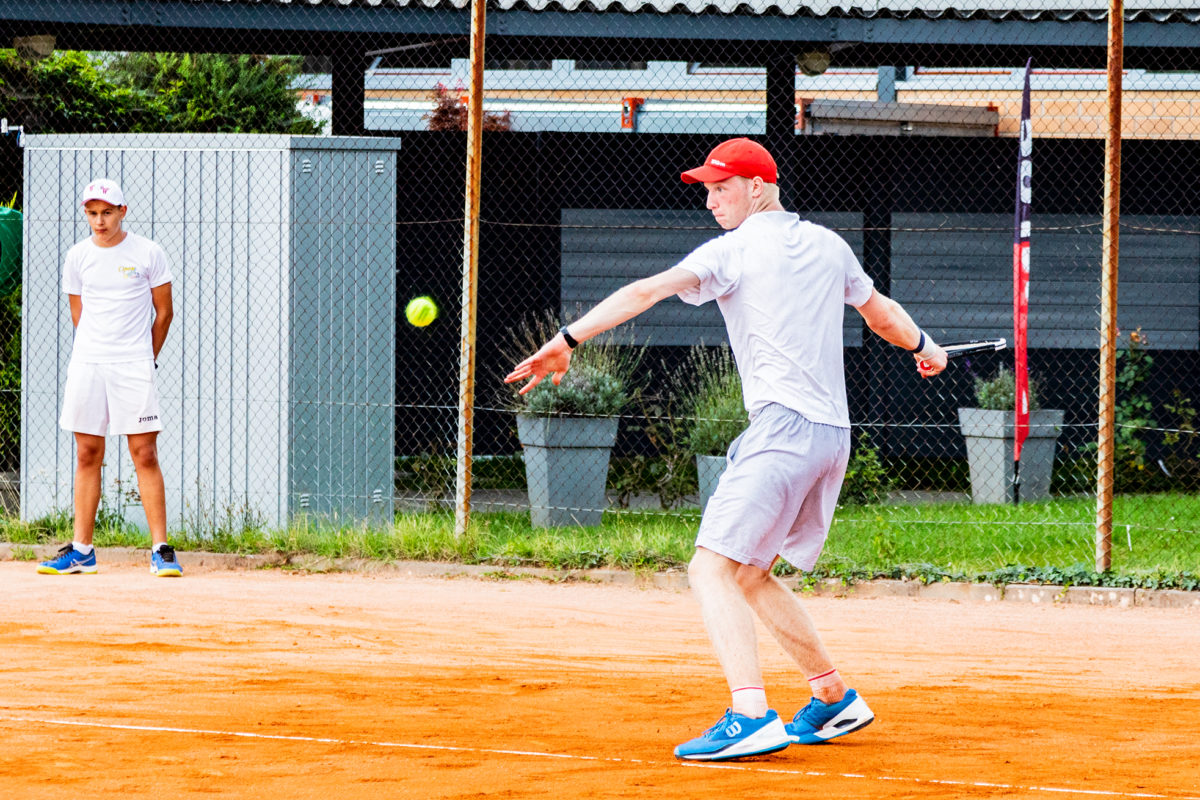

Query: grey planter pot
958;408;1065;504
516;414;620;528
695;454;728;511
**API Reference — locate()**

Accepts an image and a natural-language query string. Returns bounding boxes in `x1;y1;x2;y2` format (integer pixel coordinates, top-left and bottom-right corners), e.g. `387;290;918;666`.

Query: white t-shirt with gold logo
61;232;173;364
675;211;874;429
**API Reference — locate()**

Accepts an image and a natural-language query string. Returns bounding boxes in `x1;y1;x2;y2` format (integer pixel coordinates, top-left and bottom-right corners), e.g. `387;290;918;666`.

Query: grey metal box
22;134;399;532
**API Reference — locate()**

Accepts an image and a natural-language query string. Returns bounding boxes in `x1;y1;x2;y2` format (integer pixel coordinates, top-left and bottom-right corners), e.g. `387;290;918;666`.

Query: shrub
680;345;746;457
839;432;894;505
424;83;513;131
503;312;641;418
973;366;1040;411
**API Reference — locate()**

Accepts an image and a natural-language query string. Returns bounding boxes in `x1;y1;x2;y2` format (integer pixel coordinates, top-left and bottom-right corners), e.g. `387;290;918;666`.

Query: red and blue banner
1014;59;1033;466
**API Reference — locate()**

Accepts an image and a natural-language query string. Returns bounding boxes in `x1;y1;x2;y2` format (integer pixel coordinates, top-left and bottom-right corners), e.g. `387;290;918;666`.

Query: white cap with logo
81;179;126;207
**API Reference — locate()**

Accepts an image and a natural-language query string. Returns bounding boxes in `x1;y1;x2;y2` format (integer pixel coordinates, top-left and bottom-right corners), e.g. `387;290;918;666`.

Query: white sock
731;686;768;718
806;668;846;704
72;542;93;555
153;542;168;552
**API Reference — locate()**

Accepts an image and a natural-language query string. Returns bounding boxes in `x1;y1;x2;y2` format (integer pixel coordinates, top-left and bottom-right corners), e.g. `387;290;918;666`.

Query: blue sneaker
37;543;98;575
786;689;875;744
674;709;791;761
150;545;183;577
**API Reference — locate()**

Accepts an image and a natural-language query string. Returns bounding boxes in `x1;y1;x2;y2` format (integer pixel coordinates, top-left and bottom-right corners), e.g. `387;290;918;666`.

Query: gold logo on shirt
118;266;138;279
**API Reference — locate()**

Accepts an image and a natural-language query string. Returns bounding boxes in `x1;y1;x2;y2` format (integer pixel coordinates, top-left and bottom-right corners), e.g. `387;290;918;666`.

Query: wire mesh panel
0;3;1196;584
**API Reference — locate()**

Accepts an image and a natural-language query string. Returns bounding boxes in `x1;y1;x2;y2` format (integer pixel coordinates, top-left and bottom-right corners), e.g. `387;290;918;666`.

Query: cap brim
680;165;738;184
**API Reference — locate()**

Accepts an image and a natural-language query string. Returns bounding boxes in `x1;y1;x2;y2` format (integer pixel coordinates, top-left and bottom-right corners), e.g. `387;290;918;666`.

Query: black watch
559;326;579;350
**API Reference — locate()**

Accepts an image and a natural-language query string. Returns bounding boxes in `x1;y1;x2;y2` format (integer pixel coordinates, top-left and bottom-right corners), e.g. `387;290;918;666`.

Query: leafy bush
839;433;894;505
423;83;512;131
503;313;641;418
1110;328;1156;487
608;387;698;510
523;364;625;416
608;453;698;511
0;50;152;133
0;51;320;136
679;345;746;456
395;453;456;495
1077;328;1183;493
973;366;1040;411
106;52;321;134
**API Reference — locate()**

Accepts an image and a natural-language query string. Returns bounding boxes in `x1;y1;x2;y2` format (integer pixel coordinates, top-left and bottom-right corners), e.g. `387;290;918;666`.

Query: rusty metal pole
455;0;486;538
1096;0;1123;572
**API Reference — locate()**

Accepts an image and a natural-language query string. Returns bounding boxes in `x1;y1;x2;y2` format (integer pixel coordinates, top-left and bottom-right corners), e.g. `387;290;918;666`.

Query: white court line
2;715;1196;800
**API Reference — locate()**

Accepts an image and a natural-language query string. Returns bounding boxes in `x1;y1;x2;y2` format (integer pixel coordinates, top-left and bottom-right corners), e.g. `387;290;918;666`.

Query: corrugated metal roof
190;1;1200;22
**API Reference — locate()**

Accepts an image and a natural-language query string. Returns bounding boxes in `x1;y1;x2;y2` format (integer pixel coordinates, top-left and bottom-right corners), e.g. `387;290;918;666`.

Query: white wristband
915;332;939;361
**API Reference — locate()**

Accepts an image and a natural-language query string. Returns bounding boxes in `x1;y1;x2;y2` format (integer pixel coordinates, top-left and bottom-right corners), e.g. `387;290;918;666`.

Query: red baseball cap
681;138;778;185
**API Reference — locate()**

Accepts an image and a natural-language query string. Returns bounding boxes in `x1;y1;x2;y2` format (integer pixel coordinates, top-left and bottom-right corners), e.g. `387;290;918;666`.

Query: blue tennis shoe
150;545;183;577
786;689;875;744
674;709;791;761
37;543;98;575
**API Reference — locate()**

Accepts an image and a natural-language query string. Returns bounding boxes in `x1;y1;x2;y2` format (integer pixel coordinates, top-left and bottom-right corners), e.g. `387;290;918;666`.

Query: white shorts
696;403;850;572
59;359;163;436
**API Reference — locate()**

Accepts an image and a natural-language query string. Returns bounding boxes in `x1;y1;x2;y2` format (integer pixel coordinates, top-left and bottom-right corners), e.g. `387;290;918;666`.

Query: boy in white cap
38;178;181;577
506;138;947;761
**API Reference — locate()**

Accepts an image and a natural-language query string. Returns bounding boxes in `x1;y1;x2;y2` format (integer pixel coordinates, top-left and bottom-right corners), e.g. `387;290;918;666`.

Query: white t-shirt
61;232;173;364
675;211;874;429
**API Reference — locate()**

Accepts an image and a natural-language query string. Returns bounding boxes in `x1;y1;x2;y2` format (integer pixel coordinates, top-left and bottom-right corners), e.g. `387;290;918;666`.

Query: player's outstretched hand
915;346;948;379
504;336;573;395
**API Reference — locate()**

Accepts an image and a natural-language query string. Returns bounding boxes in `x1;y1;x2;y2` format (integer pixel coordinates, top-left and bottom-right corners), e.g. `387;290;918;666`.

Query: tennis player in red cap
506;138;946;761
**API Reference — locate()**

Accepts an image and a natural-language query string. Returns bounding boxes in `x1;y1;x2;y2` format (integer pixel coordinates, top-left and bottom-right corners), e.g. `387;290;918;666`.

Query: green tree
107;53;320;134
0;50;158;133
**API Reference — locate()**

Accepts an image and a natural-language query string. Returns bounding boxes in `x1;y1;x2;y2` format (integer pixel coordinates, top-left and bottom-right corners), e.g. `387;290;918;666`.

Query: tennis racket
920;338;1007;370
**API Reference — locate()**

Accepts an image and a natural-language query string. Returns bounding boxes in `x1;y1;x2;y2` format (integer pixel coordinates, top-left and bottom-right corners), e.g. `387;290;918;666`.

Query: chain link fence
1;5;1197;583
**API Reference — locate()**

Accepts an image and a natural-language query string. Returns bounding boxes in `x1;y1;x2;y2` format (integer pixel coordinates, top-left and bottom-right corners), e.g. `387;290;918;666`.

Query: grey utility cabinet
22;134;399;531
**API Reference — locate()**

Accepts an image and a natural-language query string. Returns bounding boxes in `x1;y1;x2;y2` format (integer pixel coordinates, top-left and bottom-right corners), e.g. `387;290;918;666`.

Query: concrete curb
4;543;1197;608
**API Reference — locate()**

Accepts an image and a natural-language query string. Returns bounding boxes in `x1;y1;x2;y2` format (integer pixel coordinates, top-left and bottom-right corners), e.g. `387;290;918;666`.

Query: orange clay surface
1;560;1199;800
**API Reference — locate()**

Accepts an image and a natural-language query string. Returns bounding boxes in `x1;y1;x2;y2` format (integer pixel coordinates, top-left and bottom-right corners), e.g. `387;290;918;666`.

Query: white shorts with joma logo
696;402;851;572
60;359;163;436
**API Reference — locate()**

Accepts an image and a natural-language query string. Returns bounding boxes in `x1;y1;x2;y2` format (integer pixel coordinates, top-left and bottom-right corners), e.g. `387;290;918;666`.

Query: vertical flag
1013;59;1033;476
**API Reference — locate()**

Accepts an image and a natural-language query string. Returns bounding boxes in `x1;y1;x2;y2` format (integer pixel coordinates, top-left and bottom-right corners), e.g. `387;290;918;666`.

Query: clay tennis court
1;559;1197;800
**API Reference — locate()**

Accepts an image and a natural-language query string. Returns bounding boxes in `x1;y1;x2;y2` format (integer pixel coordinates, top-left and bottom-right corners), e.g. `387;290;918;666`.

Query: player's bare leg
72;432;106;546
127;431;167;546
129;431;181;576
38;432;106;573
735;562;847;702
737;559;874;744
688;546;766;706
674;546;792;761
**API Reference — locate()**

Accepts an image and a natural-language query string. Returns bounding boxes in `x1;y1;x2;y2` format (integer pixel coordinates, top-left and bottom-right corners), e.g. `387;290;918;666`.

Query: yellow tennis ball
405;296;438;327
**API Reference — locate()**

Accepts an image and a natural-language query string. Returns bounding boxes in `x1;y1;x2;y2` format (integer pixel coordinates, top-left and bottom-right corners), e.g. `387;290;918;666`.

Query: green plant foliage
679;345;746;456
523;363;626;416
4;493;1199;590
1110;329;1157;487
105;52;321;134
0;50;320;136
608;454;698;511
972;366;1040;411
503;313;642;418
0;50;156;133
1078;328;1183;492
395;453;456;496
1160;389;1200;486
839;432;894;505
0;286;19;470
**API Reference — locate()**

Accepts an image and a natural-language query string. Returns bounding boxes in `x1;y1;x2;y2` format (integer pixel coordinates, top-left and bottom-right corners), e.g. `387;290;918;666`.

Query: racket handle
920;360;930;370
